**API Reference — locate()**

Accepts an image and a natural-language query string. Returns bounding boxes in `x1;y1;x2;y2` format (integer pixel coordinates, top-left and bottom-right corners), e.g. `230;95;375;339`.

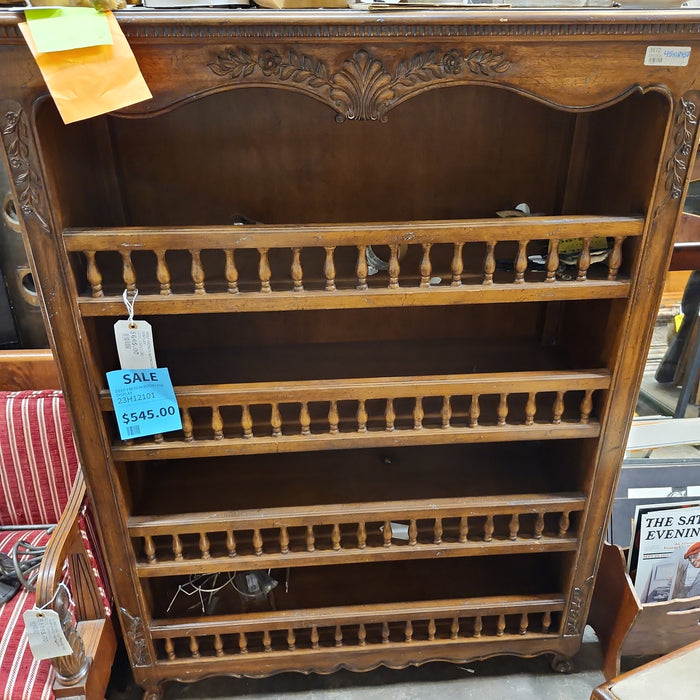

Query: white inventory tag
23;609;73;660
114;320;157;370
645;46;691;67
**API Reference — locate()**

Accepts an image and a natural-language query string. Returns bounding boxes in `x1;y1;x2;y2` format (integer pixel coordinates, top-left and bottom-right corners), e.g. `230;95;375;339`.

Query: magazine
631;501;700;604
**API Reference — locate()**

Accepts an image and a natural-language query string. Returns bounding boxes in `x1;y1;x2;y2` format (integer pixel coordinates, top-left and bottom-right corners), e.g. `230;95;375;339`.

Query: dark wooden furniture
2;8;700;698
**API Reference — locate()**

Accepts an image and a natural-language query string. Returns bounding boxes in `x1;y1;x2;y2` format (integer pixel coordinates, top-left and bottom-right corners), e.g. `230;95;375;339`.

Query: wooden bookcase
2;9;699;698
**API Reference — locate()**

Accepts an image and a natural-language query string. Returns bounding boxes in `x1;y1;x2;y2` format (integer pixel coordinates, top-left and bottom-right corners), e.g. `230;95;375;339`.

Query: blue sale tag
106;368;182;440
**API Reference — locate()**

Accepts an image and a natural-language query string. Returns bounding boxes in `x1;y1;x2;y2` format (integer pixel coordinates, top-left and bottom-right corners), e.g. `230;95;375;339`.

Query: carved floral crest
209;47;511;121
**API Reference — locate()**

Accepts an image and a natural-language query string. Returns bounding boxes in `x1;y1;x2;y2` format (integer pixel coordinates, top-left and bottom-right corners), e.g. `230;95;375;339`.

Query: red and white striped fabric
0;391;111;699
0;529;54;700
0;391;78;527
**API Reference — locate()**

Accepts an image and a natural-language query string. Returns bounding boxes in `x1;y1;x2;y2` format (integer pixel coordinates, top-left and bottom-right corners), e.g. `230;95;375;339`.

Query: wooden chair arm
34;468;86;611
34;468;108;688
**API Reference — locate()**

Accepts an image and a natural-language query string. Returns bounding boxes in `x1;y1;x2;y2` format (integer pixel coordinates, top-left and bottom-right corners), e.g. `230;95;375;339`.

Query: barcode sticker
645;46;691;67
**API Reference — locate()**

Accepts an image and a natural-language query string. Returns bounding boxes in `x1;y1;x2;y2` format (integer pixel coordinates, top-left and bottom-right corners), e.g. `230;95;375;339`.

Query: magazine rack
589;542;700;680
2;8;700;698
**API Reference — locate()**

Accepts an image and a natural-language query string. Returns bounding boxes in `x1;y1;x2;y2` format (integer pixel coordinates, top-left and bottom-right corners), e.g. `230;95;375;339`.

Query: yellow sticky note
19;12;152;125
25;8;112;54
675;313;685;333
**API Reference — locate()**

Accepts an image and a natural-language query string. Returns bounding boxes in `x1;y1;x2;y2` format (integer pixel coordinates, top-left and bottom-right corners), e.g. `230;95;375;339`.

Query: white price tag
114;320;157;370
645;46;691;67
23;609;73;660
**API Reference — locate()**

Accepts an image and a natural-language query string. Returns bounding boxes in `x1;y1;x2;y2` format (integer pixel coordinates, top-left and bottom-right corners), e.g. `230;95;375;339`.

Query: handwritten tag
23;609;73;660
114;320;157;370
106;368;182;440
645;46;691;67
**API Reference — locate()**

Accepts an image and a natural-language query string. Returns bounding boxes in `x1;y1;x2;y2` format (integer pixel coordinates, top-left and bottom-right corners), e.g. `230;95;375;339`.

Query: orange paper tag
19;12;152;124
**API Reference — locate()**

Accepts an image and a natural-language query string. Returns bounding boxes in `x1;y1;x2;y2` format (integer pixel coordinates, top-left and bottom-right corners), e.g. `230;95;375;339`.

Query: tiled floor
108;627;609;700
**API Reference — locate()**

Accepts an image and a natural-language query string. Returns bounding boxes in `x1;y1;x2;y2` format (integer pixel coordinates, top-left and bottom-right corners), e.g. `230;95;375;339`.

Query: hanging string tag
114;289;157;370
22;582;74;660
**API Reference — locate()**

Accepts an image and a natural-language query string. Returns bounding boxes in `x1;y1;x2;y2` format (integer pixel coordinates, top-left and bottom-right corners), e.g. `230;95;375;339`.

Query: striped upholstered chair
0;390;114;700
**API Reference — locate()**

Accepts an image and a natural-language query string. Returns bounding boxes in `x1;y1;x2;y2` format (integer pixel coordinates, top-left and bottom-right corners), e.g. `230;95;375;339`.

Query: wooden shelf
66;216;640;314
129;491;585;576
103;369;609;459
149;593;566;671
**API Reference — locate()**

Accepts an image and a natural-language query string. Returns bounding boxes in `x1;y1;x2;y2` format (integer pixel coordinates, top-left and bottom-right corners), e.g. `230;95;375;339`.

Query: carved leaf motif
1;109;49;232
395;50;443;85
209;50;256;78
330;49;395;121
465;48;511;76
207;46;512;122
281;51;330;87
656;96;698;216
